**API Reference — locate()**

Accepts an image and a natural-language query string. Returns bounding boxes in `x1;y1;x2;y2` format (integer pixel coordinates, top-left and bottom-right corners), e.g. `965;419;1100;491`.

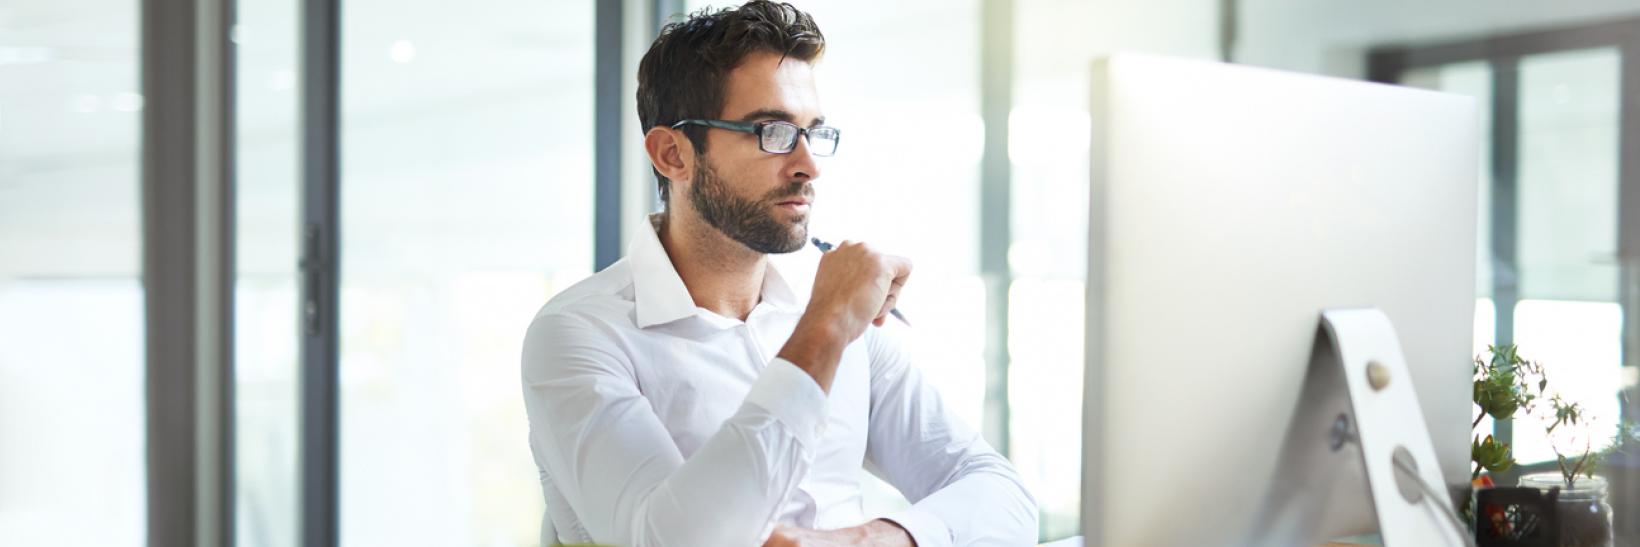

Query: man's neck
657;213;767;322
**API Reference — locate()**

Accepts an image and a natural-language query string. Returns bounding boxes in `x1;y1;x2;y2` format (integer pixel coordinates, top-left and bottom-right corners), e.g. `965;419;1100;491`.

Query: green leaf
1472;435;1516;473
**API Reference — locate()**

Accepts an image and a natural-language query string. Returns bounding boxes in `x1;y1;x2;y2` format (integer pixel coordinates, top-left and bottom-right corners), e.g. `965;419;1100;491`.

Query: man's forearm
775;314;847;393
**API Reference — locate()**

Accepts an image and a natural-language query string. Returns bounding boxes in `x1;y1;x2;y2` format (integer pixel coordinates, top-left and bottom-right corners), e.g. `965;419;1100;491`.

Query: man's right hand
806;241;912;339
776;241;912;393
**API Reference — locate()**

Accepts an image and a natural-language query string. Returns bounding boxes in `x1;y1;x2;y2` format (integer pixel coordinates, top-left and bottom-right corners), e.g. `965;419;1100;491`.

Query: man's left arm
861;325;1040;547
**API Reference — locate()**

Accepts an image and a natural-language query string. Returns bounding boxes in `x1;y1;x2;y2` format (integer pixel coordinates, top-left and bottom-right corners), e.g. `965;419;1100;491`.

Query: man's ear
645;126;693;184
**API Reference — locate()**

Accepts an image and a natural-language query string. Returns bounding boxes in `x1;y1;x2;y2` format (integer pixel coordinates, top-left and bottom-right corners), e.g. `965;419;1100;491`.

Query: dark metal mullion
979;0;1013;458
1490;57;1522;483
299;0;342;544
595;0;624;270
144;0;236;542
141;0;200;541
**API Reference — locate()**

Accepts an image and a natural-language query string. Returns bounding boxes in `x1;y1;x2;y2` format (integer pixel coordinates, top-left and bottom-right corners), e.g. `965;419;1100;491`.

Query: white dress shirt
521;217;1038;547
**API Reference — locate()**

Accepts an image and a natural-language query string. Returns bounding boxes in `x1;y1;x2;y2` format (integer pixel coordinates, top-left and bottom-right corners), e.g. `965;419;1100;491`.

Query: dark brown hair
636;1;825;205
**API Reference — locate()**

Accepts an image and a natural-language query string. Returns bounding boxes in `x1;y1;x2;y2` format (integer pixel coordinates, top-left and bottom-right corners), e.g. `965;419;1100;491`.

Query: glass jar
1518;473;1614;547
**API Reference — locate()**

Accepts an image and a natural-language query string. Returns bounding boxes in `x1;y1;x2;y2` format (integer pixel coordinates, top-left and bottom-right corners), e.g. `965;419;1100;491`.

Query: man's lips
776;198;810;206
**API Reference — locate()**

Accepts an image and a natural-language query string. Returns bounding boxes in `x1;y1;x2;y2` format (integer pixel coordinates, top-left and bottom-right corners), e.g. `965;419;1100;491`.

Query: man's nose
783;134;822;181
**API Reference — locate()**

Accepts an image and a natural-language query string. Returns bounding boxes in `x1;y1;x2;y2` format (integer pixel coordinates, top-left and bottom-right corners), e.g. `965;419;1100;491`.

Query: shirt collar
629;214;801;328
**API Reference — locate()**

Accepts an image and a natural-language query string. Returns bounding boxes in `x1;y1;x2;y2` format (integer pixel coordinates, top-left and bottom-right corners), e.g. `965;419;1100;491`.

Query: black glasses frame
670;119;840;156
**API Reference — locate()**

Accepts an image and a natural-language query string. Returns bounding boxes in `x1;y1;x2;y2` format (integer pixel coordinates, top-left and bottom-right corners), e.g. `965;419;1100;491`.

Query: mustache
762;181;814;203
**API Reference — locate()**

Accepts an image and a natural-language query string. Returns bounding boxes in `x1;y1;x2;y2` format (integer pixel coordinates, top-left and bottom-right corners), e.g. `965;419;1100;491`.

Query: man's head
637;1;828;254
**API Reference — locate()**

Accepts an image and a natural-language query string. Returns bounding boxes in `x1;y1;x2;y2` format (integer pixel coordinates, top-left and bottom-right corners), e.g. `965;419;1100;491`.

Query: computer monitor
1080;54;1480;546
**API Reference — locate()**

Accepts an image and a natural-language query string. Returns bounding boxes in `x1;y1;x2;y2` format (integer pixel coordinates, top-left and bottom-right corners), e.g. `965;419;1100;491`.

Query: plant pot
1475;484;1559;547
1518;473;1614;547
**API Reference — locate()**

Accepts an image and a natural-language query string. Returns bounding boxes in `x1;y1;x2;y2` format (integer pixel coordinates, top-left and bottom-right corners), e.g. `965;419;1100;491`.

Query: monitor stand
1251;308;1468;546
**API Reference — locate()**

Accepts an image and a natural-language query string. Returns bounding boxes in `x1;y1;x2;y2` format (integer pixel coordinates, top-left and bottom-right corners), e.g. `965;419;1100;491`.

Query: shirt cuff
743;357;831;447
881;508;952;547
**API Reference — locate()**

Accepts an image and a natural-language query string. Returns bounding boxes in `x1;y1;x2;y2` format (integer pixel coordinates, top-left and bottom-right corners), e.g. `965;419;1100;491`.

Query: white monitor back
1080;53;1479;546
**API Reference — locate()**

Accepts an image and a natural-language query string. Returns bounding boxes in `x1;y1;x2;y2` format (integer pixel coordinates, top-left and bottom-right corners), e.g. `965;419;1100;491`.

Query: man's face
685;51;824;254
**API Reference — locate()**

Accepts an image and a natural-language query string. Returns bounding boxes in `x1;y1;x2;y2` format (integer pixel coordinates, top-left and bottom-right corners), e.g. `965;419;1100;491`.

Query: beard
688;157;811;254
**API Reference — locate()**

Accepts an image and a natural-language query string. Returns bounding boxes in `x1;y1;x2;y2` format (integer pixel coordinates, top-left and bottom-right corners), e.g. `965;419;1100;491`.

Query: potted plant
1472;345;1637;547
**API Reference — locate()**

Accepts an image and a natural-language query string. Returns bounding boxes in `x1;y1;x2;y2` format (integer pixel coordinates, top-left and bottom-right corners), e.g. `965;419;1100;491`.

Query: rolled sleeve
743;357;832;447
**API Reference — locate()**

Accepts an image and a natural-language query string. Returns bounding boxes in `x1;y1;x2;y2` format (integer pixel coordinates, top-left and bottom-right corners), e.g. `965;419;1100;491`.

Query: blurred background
2;0;1638;545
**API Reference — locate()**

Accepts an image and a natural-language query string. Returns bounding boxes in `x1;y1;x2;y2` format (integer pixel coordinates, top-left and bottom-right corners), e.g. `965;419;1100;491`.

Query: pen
810;237;911;326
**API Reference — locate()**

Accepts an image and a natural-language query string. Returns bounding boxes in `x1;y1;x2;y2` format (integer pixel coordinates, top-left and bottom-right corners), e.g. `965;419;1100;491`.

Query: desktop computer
1081;54;1480;546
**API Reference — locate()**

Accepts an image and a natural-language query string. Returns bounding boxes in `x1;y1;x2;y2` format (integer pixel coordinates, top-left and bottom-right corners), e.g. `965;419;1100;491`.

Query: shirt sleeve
863;326;1040;547
521;311;830;547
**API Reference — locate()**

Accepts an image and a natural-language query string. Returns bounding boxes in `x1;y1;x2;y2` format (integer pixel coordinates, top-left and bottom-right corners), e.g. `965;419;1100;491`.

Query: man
521;2;1038;545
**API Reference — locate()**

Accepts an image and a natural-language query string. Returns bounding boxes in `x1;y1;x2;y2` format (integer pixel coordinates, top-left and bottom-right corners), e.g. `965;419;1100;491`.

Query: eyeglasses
670;119;840;157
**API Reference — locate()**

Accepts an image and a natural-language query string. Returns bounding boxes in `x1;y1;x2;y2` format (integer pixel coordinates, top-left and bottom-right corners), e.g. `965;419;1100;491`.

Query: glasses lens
760;123;800;153
808;127;839;156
